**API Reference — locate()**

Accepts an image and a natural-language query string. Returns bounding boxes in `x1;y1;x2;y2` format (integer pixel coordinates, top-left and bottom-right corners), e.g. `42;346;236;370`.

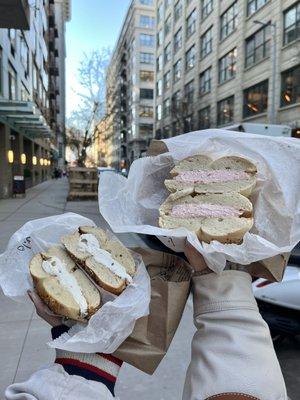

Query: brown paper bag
114;248;192;375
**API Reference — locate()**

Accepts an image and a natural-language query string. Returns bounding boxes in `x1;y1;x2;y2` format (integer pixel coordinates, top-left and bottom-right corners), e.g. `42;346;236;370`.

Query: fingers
27;290;63;327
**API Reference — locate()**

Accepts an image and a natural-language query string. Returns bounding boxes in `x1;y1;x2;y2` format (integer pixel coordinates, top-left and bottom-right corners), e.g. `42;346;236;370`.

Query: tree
67;47;111;166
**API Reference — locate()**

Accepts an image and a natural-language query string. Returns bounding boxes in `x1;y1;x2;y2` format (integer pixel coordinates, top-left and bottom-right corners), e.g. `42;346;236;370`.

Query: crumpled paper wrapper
99;129;300;273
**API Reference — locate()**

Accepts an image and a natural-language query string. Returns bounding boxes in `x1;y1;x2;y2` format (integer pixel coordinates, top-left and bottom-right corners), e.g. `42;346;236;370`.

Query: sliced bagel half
165;155;257;197
61;227;136;295
29;246;101;321
159;192;253;244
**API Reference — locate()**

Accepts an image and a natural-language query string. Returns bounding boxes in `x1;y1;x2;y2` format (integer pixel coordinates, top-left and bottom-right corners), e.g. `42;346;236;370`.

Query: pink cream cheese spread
175;170;250;184
171;203;243;218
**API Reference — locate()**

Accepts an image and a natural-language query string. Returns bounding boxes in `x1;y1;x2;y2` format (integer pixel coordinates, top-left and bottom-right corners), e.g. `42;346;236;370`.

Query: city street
0;179;299;399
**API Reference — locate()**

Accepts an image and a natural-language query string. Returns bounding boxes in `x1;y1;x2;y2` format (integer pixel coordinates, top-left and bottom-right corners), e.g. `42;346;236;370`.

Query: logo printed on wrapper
17;237;32;251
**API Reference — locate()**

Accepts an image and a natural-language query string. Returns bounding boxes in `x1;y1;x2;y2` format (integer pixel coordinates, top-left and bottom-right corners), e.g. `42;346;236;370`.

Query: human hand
184;240;211;274
28;290;63;327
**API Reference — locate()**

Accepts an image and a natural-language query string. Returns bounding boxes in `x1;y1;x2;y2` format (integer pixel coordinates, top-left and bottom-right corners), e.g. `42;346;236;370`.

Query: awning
0;100;54;139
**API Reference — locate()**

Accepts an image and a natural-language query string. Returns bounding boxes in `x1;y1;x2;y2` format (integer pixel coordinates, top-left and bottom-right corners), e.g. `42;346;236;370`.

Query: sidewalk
0;179;299;399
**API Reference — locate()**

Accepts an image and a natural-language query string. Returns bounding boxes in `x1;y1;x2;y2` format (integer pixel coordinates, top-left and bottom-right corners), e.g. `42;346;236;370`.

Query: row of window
157;1;300;59
157;21;271;80
156;64;300;123
158;0;269;27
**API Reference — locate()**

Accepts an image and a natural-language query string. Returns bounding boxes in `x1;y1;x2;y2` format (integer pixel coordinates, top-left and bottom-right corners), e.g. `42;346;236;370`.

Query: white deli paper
99;129;300;272
0;212;150;353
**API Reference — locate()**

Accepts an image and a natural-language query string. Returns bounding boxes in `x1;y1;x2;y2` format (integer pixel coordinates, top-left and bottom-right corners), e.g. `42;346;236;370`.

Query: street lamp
21;153;26;165
7;150;14;164
32;156;37;166
253;20;277;124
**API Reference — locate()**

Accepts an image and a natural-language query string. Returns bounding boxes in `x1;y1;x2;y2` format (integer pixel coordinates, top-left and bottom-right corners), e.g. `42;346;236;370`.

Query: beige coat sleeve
183;270;287;400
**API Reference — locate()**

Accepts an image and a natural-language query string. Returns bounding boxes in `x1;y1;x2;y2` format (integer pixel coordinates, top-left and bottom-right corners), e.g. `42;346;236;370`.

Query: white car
253;265;300;343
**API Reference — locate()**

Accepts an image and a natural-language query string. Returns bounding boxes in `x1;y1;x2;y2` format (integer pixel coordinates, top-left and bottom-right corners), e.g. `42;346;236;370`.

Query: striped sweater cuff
51;325;122;395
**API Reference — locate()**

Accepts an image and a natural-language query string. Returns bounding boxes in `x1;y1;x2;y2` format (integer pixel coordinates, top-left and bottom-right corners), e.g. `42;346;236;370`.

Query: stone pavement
0;179;299;399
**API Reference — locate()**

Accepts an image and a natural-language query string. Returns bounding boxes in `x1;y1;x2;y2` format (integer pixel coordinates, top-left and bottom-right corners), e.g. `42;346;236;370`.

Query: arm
5;292;121;400
183;243;287;400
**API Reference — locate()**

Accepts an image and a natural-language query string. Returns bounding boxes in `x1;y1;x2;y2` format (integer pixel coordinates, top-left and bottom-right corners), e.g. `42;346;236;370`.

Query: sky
65;0;131;118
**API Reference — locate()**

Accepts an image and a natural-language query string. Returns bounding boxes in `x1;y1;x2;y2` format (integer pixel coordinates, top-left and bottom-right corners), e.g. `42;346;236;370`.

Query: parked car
253;261;300;345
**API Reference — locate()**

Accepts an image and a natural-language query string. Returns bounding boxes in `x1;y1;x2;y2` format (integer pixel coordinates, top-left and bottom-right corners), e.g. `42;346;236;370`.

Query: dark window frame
243;80;268;118
198;106;211;129
186;9;197;38
281;64;300;107
173;58;182;82
201;0;213;20
217;95;234;125
199;67;211;94
164;70;171;90
283;2;300;45
174;0;183;21
140;88;154;99
220;1;238;41
247;0;268;16
185;44;196;71
174;27;182;53
245;24;270;68
219;48;237;83
164;42;172;63
200;26;213;59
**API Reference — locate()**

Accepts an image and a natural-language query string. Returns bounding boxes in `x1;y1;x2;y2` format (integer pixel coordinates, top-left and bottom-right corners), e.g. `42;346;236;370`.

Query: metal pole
270;22;277;124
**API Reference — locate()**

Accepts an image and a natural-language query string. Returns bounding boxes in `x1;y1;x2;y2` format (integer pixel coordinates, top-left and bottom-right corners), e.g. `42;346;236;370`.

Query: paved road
0;179;299;399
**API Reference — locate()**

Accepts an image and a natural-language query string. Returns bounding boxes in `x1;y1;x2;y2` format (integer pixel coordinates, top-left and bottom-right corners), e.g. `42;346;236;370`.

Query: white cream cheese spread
78;233;132;284
42;256;88;317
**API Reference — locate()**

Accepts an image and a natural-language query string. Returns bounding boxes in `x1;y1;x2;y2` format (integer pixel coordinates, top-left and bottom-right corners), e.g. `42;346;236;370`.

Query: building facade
106;0;155;170
154;0;300;139
0;0;70;198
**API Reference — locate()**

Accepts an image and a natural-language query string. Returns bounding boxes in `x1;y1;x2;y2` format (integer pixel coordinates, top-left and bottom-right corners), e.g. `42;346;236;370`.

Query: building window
140;123;153;135
140;0;153;5
140;15;155;28
8;63;17;100
243;80;268;117
184;80;194;103
140;105;153;118
174;0;183;21
245;25;270;68
163;125;170;138
157;79;163;96
198;106;211;129
163;98;171;117
199;67;211;94
164;70;171;90
20;35;29;78
174;27;182;53
140;70;154;82
201;0;213;20
140;88;154;99
140;52;154;64
156;104;162;120
157;54;163;71
157;29;163;47
281;65;300;106
172;90;181;113
173;59;182;82
165;0;172;8
186;9;197;38
0;48;2;94
220;1;238;40
140;34;155;47
185;45;196;71
8;29;17;57
184;115;194;132
217;96;234;125
164;42;171;63
157;2;163;23
283;2;300;45
247;0;268;16
219;48;237;83
200;27;213;59
165;15;172;36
